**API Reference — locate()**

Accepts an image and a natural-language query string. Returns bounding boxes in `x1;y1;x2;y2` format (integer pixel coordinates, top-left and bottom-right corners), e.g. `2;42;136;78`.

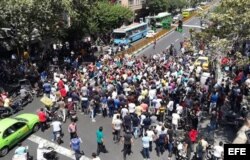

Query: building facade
112;0;146;11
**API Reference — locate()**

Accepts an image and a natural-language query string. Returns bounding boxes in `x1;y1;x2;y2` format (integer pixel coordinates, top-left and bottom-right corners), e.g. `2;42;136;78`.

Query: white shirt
121;108;129;118
201;139;208;151
92;157;101;160
51;121;62;132
142;136;150;148
140;114;146;126
213;145;224;158
146;130;155;141
167;101;174;111
128;103;136;113
176;104;183;115
148;89;156;100
113;119;123;130
172;113;180;125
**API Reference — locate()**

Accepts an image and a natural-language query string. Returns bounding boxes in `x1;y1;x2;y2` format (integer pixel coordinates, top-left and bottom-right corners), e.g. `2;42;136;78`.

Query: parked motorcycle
0;100;23;118
220;110;245;130
37;145;58;160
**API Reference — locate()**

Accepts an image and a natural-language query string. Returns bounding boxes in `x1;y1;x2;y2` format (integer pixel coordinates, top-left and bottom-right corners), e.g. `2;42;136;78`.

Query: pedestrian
172;110;180;131
70;133;84;160
121;130;133;160
153;39;156;49
142;115;151;135
92;152;101;160
196;140;204;160
167;125;174;158
101;96;108;117
68;120;77;139
213;141;224;160
142;133;150;160
37;108;47;132
156;127;167;156
146;127;155;152
96;126;108;155
112;115;122;143
50;118;62;142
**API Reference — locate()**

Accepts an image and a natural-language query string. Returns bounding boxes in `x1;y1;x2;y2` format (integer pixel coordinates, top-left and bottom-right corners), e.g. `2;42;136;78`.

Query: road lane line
28;134;90;160
175;39;179;42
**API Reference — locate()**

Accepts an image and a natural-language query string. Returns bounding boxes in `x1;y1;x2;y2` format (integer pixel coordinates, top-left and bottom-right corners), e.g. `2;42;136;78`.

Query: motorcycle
43;147;58;160
45;107;63;122
204;145;214;160
0;100;24;118
220;110;244;130
0;107;12;118
175;140;188;160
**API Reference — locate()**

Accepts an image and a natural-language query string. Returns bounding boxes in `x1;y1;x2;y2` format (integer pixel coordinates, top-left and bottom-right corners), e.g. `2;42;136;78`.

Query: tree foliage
209;0;250;41
0;0;133;49
0;0;73;49
147;0;170;15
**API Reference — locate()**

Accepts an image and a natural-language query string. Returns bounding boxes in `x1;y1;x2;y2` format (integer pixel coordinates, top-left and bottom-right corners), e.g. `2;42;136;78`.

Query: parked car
0;113;39;156
146;30;156;38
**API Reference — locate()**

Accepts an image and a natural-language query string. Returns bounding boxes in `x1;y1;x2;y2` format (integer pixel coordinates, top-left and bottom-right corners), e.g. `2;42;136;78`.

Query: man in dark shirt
122;130;133;160
123;113;132;131
167;126;174;158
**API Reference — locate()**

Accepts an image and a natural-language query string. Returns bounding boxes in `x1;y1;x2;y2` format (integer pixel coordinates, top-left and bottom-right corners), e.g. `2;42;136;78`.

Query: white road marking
28;134;90;160
175;39;179;42
167;45;170;49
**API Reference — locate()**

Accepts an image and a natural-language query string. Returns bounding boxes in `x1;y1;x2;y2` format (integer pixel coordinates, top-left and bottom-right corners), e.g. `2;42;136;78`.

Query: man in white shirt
172;111;180;131
142;133;150;160
200;136;208;152
112;115;123;143
167;99;174;116
121;106;129;119
128;103;136;114
213;141;224;159
146;127;155;152
176;104;183;115
50;119;62;141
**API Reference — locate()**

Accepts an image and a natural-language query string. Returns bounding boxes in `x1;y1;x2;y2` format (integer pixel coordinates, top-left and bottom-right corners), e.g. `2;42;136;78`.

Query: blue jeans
133;127;139;139
168;142;173;154
143;147;150;159
52;131;61;141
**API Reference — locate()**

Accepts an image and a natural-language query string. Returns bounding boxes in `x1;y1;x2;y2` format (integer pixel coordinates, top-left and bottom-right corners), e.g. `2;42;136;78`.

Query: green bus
146;12;172;29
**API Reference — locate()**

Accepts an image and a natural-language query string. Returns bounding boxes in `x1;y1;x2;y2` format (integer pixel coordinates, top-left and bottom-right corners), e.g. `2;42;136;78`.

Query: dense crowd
4;39;250;160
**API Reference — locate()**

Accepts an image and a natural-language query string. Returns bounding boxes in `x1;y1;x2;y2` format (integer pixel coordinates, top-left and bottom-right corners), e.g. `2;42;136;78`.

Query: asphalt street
3;17;203;160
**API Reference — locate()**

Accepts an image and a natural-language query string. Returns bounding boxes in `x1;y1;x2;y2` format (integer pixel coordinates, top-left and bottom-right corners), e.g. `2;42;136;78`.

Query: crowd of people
8;38;250;160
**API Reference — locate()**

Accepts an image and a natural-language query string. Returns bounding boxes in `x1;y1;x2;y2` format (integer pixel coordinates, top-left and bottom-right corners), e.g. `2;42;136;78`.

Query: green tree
0;0;73;51
167;0;188;13
147;0;170;15
209;0;250;42
66;0;132;43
